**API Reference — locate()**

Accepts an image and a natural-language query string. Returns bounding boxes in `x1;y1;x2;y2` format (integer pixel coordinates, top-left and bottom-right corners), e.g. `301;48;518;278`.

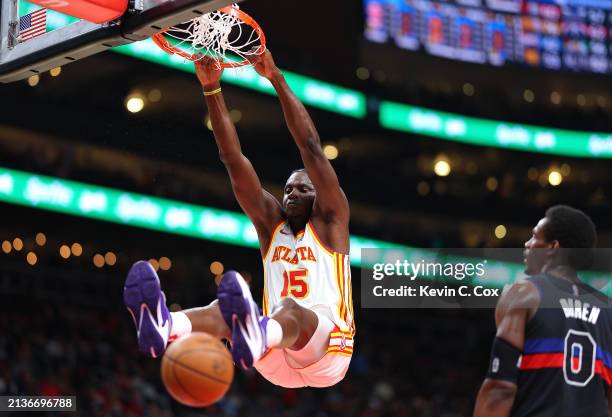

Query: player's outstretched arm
473;281;539;417
194;57;282;248
248;50;349;225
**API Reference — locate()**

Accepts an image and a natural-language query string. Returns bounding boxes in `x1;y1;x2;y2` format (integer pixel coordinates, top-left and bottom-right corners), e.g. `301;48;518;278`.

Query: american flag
19;8;47;42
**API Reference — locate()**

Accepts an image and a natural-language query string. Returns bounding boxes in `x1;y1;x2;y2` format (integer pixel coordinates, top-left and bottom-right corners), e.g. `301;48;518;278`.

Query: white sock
169;312;192;341
266;318;283;348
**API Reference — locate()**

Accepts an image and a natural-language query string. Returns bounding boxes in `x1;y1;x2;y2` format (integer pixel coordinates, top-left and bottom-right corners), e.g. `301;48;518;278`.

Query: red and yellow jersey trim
307;222;335;257
335;253;346;328
327;350;353;357
262;267;269;316
262;220;285;316
333;253;355;337
328;326;354;356
262;221;286;262
256;326;354;369
330;331;353;338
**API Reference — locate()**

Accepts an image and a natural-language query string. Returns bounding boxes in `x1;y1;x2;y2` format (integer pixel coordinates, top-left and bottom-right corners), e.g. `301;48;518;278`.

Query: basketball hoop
151;4;265;69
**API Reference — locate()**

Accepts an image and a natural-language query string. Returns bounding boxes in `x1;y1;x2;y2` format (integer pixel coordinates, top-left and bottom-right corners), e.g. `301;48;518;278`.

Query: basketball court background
0;0;611;415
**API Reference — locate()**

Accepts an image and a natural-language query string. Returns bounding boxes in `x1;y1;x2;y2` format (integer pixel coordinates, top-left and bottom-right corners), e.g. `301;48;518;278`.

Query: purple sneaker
123;261;172;358
217;271;267;369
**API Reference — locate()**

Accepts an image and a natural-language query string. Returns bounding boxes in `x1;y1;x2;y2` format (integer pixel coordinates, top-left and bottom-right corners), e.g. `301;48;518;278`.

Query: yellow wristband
203;87;222;96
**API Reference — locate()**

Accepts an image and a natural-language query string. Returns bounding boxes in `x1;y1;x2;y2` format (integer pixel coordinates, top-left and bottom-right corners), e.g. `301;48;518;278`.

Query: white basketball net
163;4;263;67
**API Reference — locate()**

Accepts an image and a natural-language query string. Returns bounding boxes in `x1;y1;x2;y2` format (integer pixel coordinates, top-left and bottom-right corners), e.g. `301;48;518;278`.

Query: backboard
0;0;240;83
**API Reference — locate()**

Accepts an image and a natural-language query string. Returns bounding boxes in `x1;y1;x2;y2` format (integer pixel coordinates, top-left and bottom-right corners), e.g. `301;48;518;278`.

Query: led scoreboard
365;0;612;74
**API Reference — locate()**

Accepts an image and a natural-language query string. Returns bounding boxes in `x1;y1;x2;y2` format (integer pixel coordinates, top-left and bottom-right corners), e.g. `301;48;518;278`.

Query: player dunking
473;205;611;417
123;50;354;388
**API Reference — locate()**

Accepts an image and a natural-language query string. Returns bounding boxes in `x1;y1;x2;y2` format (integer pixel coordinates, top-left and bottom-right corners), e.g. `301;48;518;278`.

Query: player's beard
286;200;313;223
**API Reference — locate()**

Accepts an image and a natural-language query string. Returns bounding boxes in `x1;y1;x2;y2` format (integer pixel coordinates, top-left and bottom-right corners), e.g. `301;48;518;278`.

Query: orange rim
151;6;266;68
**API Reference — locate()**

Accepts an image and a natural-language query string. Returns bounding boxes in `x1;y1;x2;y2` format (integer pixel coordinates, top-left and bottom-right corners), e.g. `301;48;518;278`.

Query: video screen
364;0;612;73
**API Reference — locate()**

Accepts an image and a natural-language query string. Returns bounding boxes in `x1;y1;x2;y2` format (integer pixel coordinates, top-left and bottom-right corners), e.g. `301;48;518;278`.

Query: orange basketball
161;332;234;407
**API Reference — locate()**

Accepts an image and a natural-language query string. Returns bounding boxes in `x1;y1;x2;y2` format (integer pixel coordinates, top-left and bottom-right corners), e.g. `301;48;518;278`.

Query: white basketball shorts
254;305;354;388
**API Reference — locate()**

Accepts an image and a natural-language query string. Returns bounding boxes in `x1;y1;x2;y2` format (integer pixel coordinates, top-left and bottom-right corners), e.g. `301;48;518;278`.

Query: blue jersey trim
597;347;612;369
524;338;564;354
524;338;612;369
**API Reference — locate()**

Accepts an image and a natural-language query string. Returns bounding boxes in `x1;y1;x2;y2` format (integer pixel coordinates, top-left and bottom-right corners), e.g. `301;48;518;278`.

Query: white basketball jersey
262;221;354;336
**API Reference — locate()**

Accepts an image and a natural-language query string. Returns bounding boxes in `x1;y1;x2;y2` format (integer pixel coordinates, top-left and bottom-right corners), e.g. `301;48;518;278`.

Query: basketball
161;332;234;407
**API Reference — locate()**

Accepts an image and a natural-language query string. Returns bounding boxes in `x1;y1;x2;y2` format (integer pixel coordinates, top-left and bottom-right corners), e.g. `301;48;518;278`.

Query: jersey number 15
281;269;309;299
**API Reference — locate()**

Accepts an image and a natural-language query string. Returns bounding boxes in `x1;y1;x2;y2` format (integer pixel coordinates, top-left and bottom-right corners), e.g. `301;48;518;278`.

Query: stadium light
126;96;145;113
105;252;117;266
26;251;37;265
71;243;83;256
148;89;162;102
494;225;507;239
27;75;40;87
380;101;612;159
60;245;71;259
323;144;339;160
434;158;451;177
93;254;105;268
148;258;159;271
210;261;224;275
35;232;46;246
159;256;172;270
486;177;498;191
548;170;563;186
13;238;23;251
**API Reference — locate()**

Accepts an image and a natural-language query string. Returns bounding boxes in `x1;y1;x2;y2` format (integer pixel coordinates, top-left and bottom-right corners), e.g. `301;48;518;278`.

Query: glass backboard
0;0;238;82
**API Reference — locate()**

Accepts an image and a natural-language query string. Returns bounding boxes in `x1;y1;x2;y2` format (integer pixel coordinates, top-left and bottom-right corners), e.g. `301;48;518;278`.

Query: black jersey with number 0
511;274;611;417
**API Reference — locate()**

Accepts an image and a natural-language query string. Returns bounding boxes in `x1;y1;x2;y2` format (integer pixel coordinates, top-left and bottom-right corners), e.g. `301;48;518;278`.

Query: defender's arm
473;282;539;417
195;58;282;244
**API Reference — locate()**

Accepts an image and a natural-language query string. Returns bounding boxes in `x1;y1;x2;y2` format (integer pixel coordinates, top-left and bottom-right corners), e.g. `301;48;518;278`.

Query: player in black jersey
473;205;612;417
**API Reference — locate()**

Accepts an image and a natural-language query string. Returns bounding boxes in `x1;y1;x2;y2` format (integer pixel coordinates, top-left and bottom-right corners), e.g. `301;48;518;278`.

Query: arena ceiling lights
380;102;612;159
118;39;612;158
121;35;611;158
17;1;612;157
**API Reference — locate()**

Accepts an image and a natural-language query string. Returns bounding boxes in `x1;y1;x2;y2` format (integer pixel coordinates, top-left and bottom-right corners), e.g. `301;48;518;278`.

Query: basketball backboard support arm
0;0;239;83
7;0;19;49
